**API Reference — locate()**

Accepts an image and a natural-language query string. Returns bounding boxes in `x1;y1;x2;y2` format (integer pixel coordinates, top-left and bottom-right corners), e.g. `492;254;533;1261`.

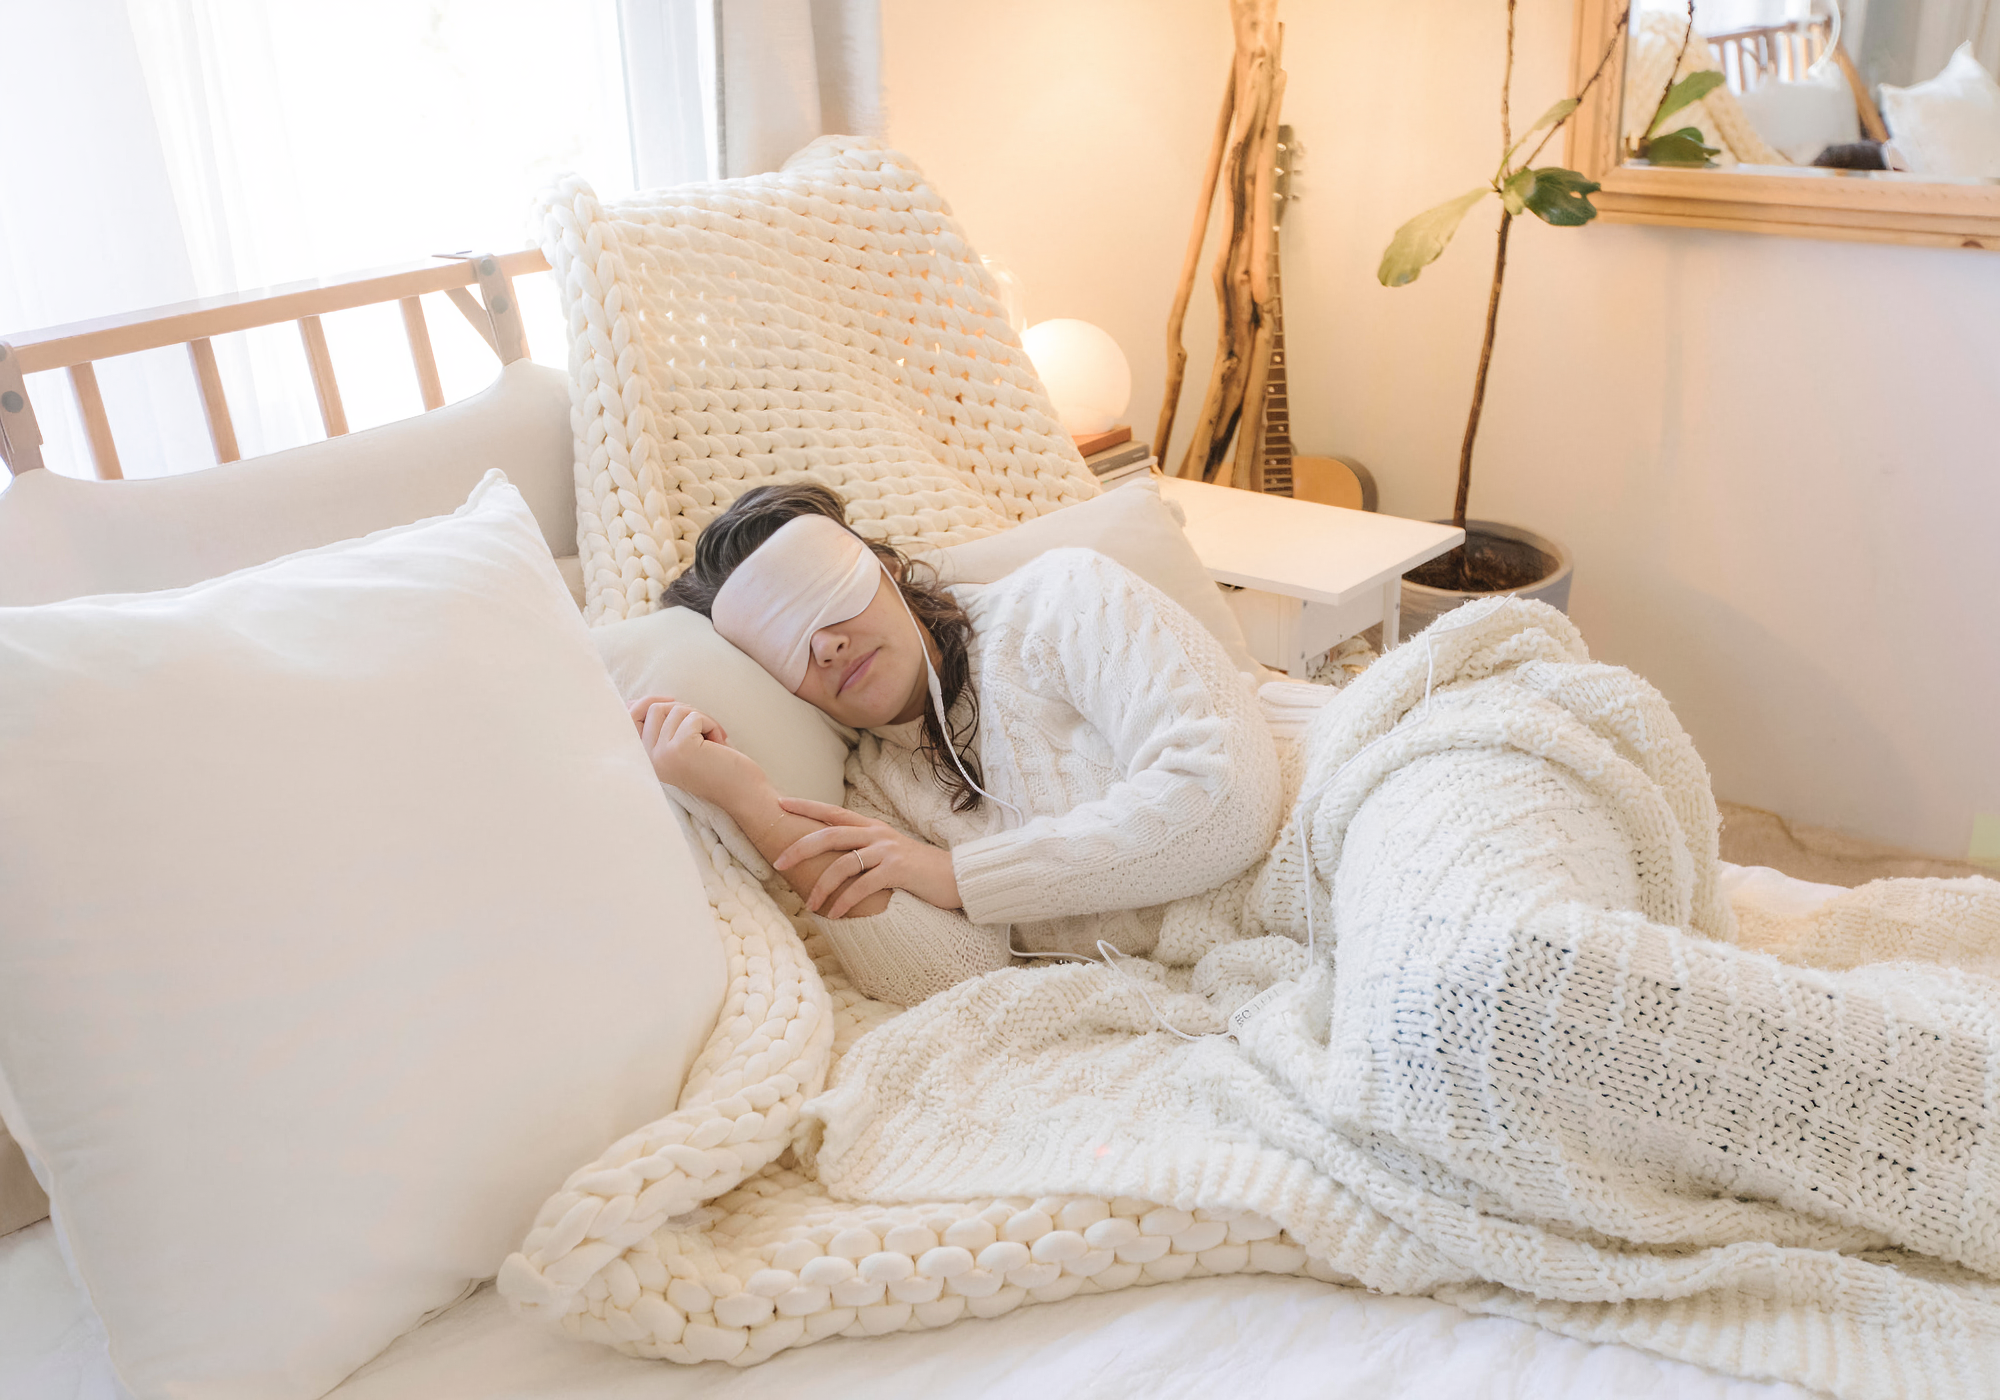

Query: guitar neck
1259;242;1294;497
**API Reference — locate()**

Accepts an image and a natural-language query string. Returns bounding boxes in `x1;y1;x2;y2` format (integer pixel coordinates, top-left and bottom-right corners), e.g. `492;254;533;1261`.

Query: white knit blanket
535;138;1097;625
501;597;2000;1397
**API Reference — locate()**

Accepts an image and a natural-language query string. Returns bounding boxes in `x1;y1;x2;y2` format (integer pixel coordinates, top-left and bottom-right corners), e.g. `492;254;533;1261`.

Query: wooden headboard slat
8;249;551;375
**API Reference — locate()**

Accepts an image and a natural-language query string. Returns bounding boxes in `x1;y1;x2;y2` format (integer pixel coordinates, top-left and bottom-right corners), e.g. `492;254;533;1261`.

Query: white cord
1094;940;1209;1041
878;555;1022;822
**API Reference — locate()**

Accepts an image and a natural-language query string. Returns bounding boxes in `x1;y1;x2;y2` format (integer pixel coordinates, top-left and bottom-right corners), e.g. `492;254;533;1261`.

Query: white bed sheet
2;865;1840;1400
0;1220;1817;1400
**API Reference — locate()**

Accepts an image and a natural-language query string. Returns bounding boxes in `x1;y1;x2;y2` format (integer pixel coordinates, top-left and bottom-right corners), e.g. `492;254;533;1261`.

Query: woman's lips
838;648;877;695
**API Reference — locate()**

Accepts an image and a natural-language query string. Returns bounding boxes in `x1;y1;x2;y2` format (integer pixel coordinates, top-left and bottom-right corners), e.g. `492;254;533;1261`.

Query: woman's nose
811;629;846;666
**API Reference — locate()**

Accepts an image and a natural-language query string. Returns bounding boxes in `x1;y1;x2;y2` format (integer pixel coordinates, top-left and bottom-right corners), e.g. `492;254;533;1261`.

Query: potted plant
1377;0;1721;637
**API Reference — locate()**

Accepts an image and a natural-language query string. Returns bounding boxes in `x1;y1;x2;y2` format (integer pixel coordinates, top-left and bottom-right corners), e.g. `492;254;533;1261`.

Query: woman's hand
630;695;767;808
774;797;963;919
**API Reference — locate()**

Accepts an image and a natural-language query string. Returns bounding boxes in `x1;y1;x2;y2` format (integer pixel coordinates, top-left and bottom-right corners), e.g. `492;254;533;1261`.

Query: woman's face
792;573;933;729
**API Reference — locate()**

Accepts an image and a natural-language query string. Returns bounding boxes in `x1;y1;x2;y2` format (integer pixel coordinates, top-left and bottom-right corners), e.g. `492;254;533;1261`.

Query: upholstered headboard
0;361;577;607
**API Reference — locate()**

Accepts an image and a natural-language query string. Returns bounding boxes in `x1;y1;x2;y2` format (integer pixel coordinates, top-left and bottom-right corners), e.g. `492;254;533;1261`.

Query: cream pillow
592;605;852;808
1881;42;2000;177
0;360;575;607
930;476;1261;676
0;473;725;1400
1735;61;1859;164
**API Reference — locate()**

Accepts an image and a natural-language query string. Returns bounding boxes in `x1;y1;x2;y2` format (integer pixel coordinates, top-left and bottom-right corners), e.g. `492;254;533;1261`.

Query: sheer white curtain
1910;0;2000;81
0;0;212;480
618;0;881;183
2;0;633;478
2;0;880;481
711;0;881;178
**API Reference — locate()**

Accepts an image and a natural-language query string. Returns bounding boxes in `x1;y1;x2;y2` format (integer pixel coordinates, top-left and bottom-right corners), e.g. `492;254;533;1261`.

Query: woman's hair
663;482;986;812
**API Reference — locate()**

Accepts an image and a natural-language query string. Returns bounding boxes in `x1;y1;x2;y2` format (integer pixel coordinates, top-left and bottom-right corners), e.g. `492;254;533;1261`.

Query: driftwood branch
1166;0;1285;485
1231;52;1287;491
1154;62;1237;470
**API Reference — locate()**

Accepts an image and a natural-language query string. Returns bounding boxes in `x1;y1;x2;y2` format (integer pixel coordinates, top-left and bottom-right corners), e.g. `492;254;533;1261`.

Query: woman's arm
630;697;893;918
634;699;1008;1004
947;552;1283;925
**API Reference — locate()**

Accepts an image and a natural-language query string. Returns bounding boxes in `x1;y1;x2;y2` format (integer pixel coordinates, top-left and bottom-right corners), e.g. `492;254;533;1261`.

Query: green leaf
1529;96;1582;134
1499;97;1582;173
1377;187;1493;287
1520;166;1601;226
1501;167;1537;216
1647;70;1725;135
1640;127;1720;166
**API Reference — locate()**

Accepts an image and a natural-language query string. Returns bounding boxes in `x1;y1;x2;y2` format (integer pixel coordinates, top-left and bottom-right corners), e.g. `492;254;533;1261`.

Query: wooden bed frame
0;248;552;481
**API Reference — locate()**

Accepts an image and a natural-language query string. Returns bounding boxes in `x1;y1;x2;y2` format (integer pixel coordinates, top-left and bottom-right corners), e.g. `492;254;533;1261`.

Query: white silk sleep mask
710;514;884;692
708;510;1022;820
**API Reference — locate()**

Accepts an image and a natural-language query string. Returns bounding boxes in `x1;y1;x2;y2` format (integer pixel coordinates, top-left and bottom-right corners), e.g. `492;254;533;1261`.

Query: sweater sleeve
810;896;1014;1007
950;551;1282;925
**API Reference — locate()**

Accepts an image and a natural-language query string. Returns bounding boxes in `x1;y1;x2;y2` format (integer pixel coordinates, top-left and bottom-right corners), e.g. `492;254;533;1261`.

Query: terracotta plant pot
1399;520;1573;643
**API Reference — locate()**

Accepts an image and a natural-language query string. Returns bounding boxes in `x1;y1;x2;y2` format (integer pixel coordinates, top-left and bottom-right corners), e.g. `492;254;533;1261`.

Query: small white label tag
1228;981;1295;1039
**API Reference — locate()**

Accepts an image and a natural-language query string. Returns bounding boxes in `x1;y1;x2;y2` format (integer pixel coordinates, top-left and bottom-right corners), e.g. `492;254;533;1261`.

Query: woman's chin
853;698;911;729
847;676;926;729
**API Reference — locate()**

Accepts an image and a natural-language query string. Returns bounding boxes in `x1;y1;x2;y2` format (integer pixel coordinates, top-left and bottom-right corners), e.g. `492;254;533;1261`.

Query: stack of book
1073;427;1156;489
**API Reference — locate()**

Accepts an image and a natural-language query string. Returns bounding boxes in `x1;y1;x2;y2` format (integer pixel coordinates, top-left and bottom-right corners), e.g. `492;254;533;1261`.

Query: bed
0;146;1915;1400
0;265;1849;1400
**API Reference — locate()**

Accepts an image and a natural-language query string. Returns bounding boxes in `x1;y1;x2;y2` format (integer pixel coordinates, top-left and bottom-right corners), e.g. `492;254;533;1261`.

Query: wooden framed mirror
1568;0;2000;248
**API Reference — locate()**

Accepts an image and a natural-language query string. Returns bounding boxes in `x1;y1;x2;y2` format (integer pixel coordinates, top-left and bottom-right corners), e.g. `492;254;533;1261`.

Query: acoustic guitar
1258;128;1376;512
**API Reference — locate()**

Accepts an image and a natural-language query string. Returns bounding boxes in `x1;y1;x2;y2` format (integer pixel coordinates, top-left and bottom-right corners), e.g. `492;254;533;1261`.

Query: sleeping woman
630;482;1283;1008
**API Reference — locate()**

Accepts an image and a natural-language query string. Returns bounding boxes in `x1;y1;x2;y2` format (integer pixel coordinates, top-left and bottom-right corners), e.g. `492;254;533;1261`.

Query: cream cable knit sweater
814;549;1283;1005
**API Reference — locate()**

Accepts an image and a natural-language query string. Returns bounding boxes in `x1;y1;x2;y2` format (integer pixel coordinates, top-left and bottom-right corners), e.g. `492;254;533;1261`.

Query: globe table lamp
1021;319;1131;436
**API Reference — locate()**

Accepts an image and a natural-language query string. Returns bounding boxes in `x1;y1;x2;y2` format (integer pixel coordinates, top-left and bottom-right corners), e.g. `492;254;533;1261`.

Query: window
2;0;641;477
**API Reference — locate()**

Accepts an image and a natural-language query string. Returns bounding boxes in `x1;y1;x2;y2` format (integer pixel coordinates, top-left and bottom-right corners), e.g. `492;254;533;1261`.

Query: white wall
883;0;2000;859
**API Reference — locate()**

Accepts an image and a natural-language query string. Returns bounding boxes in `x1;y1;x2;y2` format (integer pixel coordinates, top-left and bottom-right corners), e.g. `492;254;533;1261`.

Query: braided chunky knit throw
534;138;1098;625
502;596;2000;1397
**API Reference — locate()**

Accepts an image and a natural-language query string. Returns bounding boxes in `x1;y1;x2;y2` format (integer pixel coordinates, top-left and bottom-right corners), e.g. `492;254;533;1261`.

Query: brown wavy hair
662;483;986;812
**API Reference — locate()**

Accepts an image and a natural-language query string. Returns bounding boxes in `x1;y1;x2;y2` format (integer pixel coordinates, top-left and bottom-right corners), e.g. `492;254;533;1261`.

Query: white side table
1158;476;1463;675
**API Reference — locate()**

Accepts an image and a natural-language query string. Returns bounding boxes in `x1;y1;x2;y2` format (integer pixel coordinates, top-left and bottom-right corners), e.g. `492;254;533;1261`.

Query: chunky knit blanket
534;138;1097;625
501;597;2000;1398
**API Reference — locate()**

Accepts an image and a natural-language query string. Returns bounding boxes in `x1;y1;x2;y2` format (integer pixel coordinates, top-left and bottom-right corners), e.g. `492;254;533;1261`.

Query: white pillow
1881;42;2000;177
929;476;1262;676
0;473;725;1400
1736;62;1859;164
592;606;852;808
0;360;576;607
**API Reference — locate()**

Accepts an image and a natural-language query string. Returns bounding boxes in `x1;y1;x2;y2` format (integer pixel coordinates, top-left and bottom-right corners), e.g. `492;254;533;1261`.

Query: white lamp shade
1022;319;1132;436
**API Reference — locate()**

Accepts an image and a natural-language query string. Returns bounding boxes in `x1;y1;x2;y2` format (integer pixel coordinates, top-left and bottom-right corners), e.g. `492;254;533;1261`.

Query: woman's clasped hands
773;798;963;919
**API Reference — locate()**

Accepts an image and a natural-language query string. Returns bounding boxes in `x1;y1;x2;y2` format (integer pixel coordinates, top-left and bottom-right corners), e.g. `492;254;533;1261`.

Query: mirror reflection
1622;0;2000;180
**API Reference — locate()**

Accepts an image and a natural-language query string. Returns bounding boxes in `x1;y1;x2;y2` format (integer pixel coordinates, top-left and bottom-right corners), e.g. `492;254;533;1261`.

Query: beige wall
882;0;2000;859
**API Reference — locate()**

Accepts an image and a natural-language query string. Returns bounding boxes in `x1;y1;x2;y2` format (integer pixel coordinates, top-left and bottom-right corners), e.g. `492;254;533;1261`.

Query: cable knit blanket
500;597;2000;1398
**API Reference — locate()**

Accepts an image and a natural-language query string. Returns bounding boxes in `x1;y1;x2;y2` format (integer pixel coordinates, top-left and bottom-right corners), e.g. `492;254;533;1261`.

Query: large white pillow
1881;42;2000;177
0;473;725;1400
